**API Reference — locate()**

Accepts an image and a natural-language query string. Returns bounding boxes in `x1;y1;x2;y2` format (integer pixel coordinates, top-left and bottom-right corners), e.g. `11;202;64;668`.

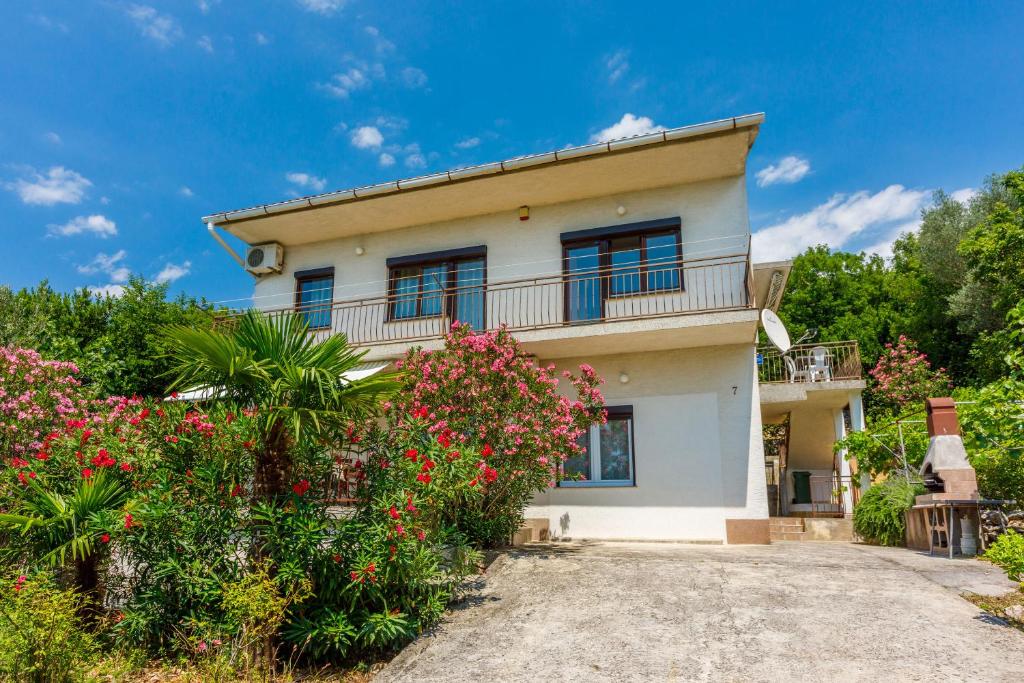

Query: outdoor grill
906;398;1013;557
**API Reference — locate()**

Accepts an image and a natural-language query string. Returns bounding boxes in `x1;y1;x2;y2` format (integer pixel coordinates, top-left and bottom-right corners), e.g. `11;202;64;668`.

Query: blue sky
2;1;1022;304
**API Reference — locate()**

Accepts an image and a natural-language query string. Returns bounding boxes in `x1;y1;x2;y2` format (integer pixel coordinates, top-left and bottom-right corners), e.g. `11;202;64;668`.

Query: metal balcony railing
221;252;754;348
757;341;862;384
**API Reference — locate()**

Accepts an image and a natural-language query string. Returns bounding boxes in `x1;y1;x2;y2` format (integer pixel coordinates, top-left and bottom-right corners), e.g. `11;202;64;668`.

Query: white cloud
125;5;183;46
77;250;129;279
378;153;396;167
197;35;214;53
318;67;372;98
44;131;62;145
950;187;978;204
31;14;69;33
88;284;126;298
9;166;91;205
455;137;480;150
752;184;929;262
286;172;327;192
756;155;811;187
179;186;194;197
351;126;384;149
154;261;191;284
253;32;269;45
400;66;428;88
297;0;345;15
364;25;395;53
605;50;629;84
589;113;665;143
404;153;426;170
49;214;118;238
197;0;219;14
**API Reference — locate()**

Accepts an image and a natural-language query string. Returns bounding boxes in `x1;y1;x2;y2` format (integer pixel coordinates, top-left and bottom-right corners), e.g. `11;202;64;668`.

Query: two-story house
202;113;867;544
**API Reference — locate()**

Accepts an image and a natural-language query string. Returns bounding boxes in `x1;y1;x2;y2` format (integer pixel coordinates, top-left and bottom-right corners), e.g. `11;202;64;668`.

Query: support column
834;408;856;517
848;391;871;492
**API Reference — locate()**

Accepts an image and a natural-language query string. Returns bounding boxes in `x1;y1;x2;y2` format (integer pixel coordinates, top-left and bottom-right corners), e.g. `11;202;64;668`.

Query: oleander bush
853;478;925;546
389;324;606;546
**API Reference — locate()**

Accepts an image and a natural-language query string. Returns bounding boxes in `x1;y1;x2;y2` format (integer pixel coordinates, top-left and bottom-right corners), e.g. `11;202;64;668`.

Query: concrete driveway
378;542;1024;682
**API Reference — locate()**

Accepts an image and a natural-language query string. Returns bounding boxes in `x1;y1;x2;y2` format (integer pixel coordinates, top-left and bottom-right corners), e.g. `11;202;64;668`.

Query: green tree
0;278;218;396
162;311;400;501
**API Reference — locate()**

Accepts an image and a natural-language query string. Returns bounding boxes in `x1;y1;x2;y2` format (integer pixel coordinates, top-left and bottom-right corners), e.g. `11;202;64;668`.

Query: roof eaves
201;112;764;225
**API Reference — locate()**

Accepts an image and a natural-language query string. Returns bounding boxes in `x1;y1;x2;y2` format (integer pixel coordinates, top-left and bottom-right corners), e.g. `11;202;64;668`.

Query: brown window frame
560;218;683;322
385;246;487;323
294;266;335;331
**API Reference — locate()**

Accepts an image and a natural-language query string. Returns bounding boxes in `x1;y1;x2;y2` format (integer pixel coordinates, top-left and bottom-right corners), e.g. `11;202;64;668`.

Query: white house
202;113;866;544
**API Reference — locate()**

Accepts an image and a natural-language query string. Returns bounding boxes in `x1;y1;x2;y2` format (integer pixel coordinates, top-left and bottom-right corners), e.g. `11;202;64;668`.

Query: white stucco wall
526;344;768;542
250;175;750;312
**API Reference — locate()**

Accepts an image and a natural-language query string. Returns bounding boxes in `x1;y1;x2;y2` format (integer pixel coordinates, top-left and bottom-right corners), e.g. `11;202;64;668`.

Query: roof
202;113;764;237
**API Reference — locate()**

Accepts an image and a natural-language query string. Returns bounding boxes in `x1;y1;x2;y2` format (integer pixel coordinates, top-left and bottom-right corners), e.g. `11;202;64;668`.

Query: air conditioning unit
245;243;284;275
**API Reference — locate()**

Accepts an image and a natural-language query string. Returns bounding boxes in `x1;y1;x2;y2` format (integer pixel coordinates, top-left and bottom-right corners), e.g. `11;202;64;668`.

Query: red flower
411;406;429;419
437;431;452;449
292;479;311;496
417;530;426;541
388;505;400;520
481;444;493;458
349;571;359;581
120;462;132;472
124;513;134;529
366;562;376;573
100;533;110;543
420;458;436;472
17;472;27;486
81;468;93;479
28;471;36;479
469;478;478;487
405;497;417;512
484;466;498;484
404;448;419;462
395;524;405;536
230;484;242;497
416;472;432;485
139;408;151;420
35;450;49;461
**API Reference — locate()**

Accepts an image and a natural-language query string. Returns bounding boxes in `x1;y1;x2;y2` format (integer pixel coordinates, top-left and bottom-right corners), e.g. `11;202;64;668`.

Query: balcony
757;341;862;384
757;341;865;412
224;251;757;359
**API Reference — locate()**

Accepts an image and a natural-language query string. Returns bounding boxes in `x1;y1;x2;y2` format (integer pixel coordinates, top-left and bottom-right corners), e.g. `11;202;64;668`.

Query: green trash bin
792;471;812;505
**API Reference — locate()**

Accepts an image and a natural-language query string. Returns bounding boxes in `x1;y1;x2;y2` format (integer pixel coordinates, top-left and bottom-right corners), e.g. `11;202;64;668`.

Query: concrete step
769;517;854;542
512;518;550;545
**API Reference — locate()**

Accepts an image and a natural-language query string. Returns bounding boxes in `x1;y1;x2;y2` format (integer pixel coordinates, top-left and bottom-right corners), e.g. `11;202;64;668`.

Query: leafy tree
0;278;218;397
777;246;904;369
162;311;399;501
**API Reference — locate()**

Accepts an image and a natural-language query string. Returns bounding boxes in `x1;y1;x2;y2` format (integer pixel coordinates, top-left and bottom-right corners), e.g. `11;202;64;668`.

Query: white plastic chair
784;355;810;383
808;346;832;382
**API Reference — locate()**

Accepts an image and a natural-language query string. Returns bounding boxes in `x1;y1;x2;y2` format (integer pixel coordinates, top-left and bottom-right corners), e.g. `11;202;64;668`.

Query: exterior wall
525;344;769;542
250;175;750;314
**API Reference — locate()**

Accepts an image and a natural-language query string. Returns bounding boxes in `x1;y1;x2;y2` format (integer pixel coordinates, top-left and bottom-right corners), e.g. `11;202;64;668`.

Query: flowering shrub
387;324;605;546
0;346;91;461
0;571;97;680
868;336;952;414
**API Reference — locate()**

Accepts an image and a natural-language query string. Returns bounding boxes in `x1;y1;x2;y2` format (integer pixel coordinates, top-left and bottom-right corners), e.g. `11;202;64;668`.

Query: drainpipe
207;221;247;270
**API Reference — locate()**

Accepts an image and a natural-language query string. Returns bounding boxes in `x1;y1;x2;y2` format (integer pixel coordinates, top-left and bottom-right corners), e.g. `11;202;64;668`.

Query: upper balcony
223;250;759;360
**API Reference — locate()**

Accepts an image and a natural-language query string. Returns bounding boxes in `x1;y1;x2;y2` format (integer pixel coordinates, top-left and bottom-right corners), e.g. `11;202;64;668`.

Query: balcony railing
757;341;862;384
225;252;753;348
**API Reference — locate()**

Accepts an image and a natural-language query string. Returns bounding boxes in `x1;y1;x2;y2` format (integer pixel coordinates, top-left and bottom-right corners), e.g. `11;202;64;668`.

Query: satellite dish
761;309;791;353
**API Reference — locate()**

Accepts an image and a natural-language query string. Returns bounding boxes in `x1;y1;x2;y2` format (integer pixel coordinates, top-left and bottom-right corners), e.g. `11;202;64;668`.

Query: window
294;267;334;330
387;246;486;329
561;218;683;322
561;406;635;486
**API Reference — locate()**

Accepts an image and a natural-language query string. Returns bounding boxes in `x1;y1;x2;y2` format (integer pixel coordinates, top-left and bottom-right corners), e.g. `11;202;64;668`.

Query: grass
964;584;1024;631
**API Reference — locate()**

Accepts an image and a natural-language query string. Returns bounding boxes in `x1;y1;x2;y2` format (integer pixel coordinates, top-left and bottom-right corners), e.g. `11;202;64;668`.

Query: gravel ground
378;541;1024;682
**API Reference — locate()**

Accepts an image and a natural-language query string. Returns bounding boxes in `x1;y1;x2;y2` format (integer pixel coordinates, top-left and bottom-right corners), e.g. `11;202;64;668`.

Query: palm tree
0;471;133;613
162;311;400;501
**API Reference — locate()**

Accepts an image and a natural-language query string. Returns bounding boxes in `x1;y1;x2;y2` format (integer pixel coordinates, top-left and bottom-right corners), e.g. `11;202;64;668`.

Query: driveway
378;541;1024;682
